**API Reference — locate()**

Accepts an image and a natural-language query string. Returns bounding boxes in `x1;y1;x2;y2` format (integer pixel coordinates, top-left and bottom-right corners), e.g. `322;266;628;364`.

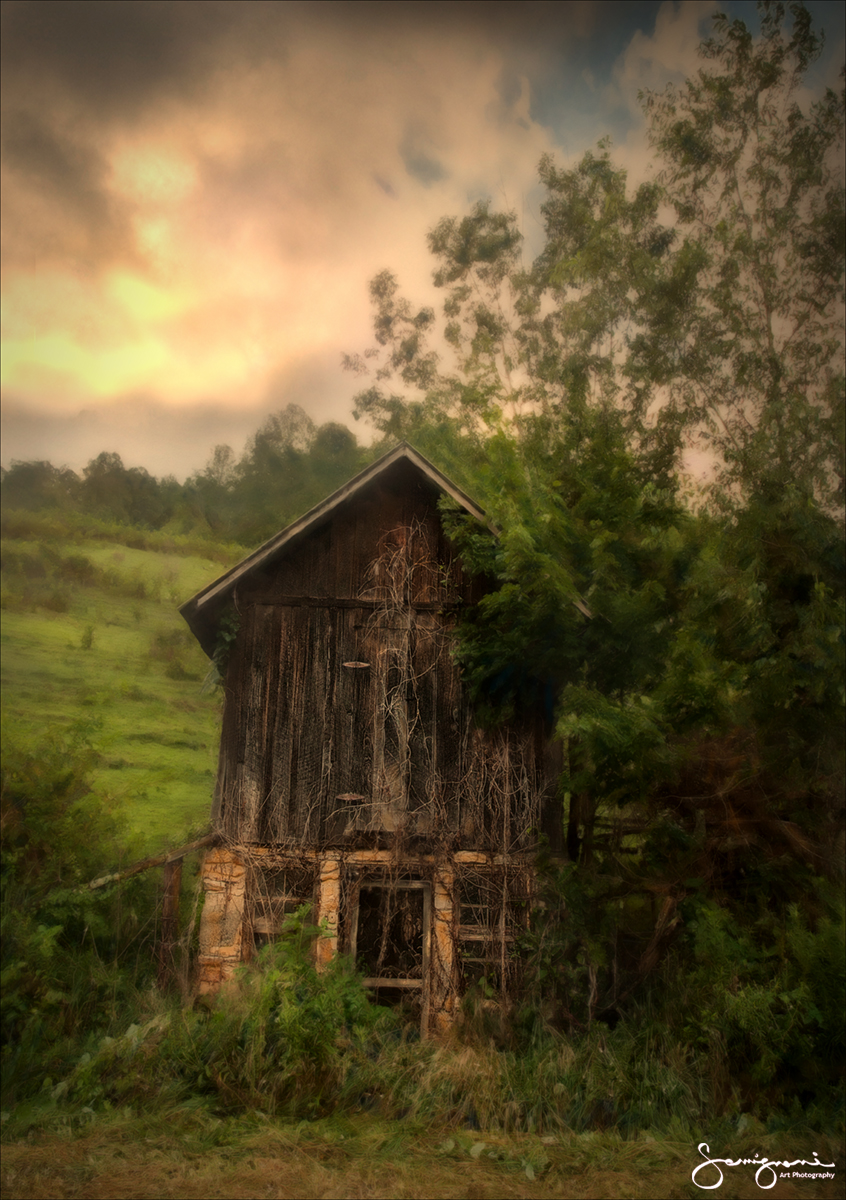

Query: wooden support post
197;847;247;994
431;861;456;1035
315;852;341;970
157;858;182;989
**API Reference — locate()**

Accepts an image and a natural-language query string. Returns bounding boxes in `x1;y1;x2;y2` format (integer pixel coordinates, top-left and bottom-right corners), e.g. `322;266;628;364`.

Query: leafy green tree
346;147;682;508
254;403;316;456
639;0;845;509
351;3;844;516
348;149;677;475
186;406;369;544
184;444;239;536
203;444;237;489
81;451;174;529
231;405;316;541
309;421;363;495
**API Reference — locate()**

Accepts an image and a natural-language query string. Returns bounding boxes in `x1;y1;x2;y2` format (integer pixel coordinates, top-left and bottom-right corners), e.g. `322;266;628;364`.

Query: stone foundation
197;844;531;1034
197;846;247;995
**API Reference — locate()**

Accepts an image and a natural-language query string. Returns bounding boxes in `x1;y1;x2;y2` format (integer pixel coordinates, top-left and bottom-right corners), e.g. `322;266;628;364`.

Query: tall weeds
1;724;156;1106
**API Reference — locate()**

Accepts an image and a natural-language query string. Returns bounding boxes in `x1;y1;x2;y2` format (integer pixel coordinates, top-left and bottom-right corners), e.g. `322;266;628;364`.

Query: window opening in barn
457;872;528;995
249;861;316;952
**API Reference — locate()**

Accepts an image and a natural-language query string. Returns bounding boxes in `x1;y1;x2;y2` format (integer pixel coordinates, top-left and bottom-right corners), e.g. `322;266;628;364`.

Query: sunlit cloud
2;0;842;477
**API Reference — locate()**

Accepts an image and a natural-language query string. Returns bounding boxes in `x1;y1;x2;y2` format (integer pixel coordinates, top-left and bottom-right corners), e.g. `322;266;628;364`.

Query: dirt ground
2;1120;843;1200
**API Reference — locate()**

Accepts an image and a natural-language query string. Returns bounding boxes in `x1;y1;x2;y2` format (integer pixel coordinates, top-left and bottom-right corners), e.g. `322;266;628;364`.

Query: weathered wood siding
235;461;474;604
215;460;558;851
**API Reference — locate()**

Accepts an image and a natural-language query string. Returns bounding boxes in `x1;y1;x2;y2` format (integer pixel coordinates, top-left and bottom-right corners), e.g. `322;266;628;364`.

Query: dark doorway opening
352;881;431;1035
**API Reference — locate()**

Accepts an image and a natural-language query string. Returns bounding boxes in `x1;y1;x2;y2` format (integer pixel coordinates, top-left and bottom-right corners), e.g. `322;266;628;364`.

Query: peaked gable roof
180;442;488;657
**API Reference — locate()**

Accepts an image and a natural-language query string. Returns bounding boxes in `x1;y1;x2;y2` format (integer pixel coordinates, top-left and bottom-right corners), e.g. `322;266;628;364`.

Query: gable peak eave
179;441;490;654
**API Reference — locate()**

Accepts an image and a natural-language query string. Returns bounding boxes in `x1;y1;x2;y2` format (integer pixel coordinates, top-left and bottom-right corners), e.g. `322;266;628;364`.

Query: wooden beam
87;832;219;890
362;978;422;989
157;858;183;988
250;597;463;611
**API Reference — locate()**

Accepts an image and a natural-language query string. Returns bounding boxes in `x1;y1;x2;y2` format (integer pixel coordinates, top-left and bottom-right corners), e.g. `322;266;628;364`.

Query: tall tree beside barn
635;0;845;876
347;0;845;1020
639;0;845;511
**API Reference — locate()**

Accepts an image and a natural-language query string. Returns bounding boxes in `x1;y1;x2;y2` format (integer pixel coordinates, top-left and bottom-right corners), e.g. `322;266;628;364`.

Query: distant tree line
1;408;374;546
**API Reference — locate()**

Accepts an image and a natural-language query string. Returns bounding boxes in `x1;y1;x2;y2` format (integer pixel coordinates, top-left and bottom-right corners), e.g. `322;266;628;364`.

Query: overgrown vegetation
0;725;155;1105
2;733;842;1137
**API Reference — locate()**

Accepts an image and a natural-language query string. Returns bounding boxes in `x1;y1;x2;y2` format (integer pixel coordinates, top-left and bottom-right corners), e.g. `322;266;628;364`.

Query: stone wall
197;846;247;994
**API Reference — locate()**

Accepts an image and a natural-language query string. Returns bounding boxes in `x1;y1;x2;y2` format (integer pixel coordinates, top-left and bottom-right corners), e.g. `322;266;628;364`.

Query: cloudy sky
2;0;843;481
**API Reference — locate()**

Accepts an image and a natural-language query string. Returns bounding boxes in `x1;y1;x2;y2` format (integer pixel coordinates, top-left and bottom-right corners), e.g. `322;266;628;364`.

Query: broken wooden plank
87;832;219;890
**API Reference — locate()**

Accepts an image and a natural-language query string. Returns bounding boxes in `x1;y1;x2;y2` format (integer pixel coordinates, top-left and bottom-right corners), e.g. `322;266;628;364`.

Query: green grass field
1;520;238;854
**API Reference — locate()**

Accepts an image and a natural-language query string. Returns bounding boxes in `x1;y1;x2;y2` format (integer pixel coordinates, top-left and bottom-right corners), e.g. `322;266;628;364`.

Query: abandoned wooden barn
180;443;561;1034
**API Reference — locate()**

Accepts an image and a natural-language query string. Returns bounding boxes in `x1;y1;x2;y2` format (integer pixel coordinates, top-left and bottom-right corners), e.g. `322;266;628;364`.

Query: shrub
1;723;153;1104
59;906;395;1120
679;891;846;1112
42;588;70;613
169;907;391;1117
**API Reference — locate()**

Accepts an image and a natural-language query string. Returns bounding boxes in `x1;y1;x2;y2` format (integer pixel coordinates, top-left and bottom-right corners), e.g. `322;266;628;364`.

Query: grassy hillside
1;510;241;854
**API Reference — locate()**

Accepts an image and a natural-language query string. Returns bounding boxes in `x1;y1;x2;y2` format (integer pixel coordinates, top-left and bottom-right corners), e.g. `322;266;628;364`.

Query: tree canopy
1;406;373;547
640;1;845;509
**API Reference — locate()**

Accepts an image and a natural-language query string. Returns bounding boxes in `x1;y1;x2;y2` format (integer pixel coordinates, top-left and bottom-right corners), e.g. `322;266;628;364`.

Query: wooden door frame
350;878;432;1037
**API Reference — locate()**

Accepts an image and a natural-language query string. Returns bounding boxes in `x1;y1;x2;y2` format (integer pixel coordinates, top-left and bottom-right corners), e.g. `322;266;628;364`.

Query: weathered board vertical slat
289;606;331;843
317;608;338;841
219;599;247;839
287;607;308;841
265;607;295;842
326;608;373;839
256;603;282;842
239;606;269;843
